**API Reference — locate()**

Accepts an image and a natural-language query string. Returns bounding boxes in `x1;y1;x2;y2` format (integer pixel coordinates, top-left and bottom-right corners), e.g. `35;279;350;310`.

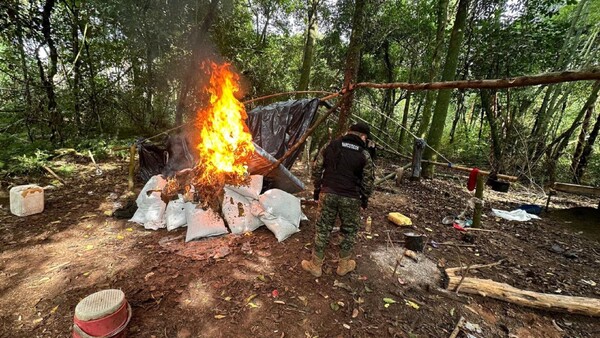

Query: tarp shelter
136;98;321;193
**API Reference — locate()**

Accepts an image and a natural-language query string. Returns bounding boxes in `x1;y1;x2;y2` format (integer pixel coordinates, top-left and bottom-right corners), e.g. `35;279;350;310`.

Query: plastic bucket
404;232;426;252
73;290;131;338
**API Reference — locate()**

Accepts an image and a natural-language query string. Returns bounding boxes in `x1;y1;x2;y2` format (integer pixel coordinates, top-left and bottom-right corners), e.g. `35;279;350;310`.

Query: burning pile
130;61;304;242
164;62;255;209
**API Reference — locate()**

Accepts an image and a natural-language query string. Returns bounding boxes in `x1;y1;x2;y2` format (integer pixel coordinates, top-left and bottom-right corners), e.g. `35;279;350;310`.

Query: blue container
518;204;542;215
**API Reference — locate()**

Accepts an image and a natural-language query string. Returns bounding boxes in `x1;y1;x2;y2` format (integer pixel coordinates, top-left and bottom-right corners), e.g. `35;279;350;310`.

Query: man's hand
361;196;368;209
313;189;321;201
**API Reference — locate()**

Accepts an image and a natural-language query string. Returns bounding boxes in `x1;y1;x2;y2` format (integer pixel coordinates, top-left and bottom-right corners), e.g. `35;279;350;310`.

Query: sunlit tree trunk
422;0;470;177
416;0;449;138
38;0;62;142
298;0;319;91
337;0;369;135
573;108;600;183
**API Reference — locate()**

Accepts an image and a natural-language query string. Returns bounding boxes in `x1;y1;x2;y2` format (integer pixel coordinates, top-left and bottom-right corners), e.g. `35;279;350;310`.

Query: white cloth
491;208;541;221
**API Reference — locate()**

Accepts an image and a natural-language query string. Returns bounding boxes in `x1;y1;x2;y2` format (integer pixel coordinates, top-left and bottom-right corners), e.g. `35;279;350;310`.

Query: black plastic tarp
247;98;320;169
136;98;320;192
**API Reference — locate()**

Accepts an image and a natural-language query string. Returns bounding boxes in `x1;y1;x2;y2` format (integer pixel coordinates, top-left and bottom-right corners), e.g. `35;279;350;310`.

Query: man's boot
336;256;356;276
301;253;324;277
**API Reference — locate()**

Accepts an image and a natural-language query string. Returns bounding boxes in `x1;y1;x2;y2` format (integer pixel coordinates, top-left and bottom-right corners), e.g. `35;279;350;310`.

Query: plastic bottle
365;216;372;233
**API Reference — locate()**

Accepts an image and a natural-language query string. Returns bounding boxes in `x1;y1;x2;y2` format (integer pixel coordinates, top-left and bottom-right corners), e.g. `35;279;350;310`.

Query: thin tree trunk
70;0;82;134
481;90;503;172
574;108;600;183
40;0;62;142
336;0;369;135
8;1;34;141
422;0;470;177
298;0;319;91
416;0;449;137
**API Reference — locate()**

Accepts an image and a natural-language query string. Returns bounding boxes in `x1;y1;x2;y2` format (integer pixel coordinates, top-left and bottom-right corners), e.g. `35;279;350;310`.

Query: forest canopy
1;0;599;186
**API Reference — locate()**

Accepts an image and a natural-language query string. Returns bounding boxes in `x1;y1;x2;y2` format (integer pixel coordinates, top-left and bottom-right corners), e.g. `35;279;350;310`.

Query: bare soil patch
1;158;599;337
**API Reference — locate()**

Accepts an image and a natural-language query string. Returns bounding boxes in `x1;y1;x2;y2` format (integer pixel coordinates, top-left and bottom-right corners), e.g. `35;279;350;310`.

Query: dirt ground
1;156;599;338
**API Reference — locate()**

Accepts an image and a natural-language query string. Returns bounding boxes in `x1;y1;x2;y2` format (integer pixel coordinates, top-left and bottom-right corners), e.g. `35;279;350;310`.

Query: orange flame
194;62;255;187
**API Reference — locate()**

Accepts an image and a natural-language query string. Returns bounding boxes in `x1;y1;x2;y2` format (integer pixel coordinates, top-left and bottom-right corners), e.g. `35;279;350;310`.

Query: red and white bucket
73;289;132;338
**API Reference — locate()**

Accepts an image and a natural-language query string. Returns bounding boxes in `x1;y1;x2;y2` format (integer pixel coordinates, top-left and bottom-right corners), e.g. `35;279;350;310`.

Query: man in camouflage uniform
301;122;375;277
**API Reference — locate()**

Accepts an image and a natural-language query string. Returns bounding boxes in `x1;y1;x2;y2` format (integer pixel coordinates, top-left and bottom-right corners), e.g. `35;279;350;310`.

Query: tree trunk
481;90;503;172
574;109;600;183
422;0;470;177
8;1;34;141
298;0;319;91
175;0;220;125
416;0;449;138
336;0;369;136
70;0;82;134
40;0;62;142
83;39;103;133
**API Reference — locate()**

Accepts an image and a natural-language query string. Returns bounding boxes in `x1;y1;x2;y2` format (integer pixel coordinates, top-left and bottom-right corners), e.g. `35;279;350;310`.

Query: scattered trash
549;244;565;254
352;308;359;318
442;216;455;225
463;322;482;334
404;299;420;310
387;212;412;226
580;279;597;287
403;250;418;262
491;208;540;221
272;289;279;298
383;297;396;308
563;251;579;259
343;324;351;330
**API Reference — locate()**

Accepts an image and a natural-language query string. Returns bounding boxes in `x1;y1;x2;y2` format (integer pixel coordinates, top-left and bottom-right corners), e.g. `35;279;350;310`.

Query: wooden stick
242;90;335;105
446;260;504;275
354;68;600;91
472;173;485;228
128;144;136;191
422;159;518;181
264;100;342;174
454;263;472;294
449;316;465;338
42;165;65;184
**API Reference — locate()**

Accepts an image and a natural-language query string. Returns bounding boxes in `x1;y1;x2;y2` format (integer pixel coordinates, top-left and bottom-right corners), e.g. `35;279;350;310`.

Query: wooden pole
264;100;342;174
472;173;485;228
411;138;425;180
353;68;600;91
422;159;518;181
128;144;136;191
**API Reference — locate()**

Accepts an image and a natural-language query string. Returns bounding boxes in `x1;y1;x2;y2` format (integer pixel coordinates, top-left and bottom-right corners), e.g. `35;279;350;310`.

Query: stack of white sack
129;175;167;230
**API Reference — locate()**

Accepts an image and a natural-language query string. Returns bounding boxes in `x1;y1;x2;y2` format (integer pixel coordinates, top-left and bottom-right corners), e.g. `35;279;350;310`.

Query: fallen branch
445;263;600;316
446;260;504;274
42;165;65;184
449;316;465;338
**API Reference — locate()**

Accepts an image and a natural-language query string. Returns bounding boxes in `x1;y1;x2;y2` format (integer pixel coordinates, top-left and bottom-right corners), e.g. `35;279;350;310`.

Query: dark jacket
312;133;375;199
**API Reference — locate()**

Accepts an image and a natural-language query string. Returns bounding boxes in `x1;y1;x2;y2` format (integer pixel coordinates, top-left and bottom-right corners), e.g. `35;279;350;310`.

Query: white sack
185;203;228;242
257;189;302;242
129;175;167;230
225;175;263;200
222;188;263;234
165;195;187;231
491;208;541;222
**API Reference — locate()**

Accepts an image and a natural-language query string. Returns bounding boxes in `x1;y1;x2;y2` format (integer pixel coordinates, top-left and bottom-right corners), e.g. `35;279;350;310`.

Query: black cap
349;122;371;138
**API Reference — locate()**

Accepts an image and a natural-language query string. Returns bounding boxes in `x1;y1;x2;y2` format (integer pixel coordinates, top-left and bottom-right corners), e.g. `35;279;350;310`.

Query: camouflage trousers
313;193;361;259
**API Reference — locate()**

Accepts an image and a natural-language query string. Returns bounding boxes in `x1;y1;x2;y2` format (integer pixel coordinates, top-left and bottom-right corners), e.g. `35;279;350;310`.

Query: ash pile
129;174;305;242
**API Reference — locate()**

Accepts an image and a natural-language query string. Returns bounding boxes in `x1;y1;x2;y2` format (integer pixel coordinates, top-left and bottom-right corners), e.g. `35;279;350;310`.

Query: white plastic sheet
491;208;541;221
222;187;264;234
129;175;167;230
